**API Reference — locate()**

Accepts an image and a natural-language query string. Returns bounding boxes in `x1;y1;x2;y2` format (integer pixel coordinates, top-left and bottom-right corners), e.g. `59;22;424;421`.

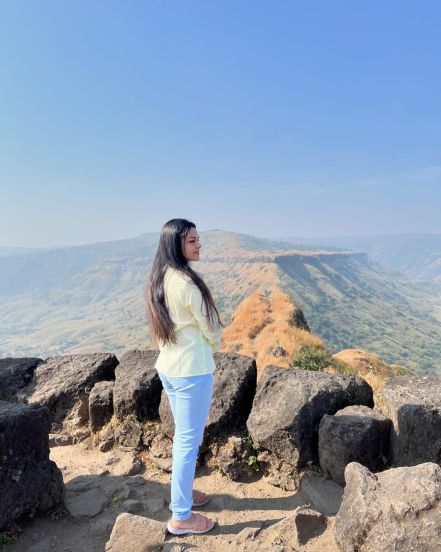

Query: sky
1;1;441;247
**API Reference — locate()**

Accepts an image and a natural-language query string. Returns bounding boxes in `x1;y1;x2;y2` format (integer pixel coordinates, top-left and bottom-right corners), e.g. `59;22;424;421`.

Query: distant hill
1;230;441;375
279;234;441;283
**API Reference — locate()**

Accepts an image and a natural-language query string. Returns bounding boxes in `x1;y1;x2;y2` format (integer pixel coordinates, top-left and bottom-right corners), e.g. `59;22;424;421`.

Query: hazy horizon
2;229;441;251
2;2;441;247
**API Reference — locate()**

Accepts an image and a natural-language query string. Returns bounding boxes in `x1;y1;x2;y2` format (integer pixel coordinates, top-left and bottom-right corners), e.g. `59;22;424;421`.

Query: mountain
279;234;441;283
1;230;441;375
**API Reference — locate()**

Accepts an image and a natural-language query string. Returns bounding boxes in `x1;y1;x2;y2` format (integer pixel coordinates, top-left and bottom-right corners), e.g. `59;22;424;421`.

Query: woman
147;218;223;535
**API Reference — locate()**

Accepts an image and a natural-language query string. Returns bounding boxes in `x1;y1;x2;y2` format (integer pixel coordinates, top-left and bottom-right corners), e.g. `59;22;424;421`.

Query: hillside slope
281;234;441;284
1;230;441;375
222;290;323;378
276;252;441;374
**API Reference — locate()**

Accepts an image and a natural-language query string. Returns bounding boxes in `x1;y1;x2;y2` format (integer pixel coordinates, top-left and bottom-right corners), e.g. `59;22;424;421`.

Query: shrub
290;346;332;371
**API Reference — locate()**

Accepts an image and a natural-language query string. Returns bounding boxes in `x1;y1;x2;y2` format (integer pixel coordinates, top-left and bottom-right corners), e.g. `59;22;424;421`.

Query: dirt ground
9;440;340;552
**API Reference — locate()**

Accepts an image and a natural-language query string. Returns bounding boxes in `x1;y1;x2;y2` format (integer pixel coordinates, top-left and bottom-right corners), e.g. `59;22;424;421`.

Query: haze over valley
1;230;441;376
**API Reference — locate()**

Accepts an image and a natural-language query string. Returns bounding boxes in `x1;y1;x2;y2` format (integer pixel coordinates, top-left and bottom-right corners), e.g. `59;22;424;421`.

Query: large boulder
382;375;441;467
334;461;441;552
160;352;257;444
105;513;166;552
24;353;117;433
264;506;327;548
0;357;43;402
319;405;392;485
0;401;65;530
113;350;162;422
89;381;114;433
247;366;373;468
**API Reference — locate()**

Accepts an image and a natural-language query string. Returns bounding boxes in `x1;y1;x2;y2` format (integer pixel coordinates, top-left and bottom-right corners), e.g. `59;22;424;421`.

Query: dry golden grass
222;290;323;379
329;349;412;403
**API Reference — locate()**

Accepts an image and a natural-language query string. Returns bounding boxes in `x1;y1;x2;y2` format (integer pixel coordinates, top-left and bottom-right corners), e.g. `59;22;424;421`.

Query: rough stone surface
66;487;109;518
300;474;344;516
25;538;55;552
105;513;166;552
48;433;73;447
207;436;257;481
247;365;373;468
120;499;145;514
144;497;166;513
160;352;257;444
318;405;392;485
0;401;65;530
112;454;144;476
0;357;42;402
259;451;301;491
113;349;162;422
89;380;114;433
99;439;114;452
382;375;441;467
265;507;327;548
113;416;144;449
24;353;117;432
334;461;441;552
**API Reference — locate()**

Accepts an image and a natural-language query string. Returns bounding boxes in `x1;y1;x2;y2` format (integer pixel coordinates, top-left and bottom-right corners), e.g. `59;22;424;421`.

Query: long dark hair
146;218;222;344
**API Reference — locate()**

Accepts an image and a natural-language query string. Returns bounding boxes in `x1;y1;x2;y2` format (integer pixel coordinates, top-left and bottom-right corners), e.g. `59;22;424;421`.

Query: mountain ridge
1;230;441;375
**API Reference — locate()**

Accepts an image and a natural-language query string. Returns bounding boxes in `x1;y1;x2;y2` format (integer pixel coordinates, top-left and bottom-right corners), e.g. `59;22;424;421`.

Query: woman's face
182;227;201;261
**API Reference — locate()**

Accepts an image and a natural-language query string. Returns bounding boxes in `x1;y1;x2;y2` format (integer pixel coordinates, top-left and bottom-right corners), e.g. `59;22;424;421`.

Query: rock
247;365;373;468
105;513;166;552
25;538;55;552
300;474;344;516
24;353;117;432
207;436;257;481
112;454;144;476
334;461;441;552
262;453;300;491
66;487;109;518
124;475;146;487
160;352;257;444
0;357;42;402
120;499;145;514
89;380;114;433
144;497;166;513
48;433;73;447
151;456;172;473
113;416;144;449
235;522;265;542
0;401;64;530
99;439;114;452
90;518;113;536
318;405;392;485
265;507;327;548
66;478;95;494
115;485;138;501
113;349;162;422
270;346;287;358
382;375;441;466
160;544;188;552
289;306;310;331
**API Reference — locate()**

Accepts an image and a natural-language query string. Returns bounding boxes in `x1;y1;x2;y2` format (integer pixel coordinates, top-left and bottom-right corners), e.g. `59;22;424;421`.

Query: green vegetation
290;346;333;371
247;455;260;472
1;229;441;377
0;532;15;551
277;252;441;376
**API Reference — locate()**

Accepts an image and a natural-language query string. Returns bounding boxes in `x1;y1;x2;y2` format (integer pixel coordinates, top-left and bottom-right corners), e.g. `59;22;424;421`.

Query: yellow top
155;267;223;377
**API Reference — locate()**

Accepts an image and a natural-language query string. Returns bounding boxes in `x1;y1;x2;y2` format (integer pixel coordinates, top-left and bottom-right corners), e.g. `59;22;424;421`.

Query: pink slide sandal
167;513;216;535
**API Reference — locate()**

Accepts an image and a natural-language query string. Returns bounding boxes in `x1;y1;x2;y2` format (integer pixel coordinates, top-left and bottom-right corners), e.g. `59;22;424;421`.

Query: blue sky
1;1;441;246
